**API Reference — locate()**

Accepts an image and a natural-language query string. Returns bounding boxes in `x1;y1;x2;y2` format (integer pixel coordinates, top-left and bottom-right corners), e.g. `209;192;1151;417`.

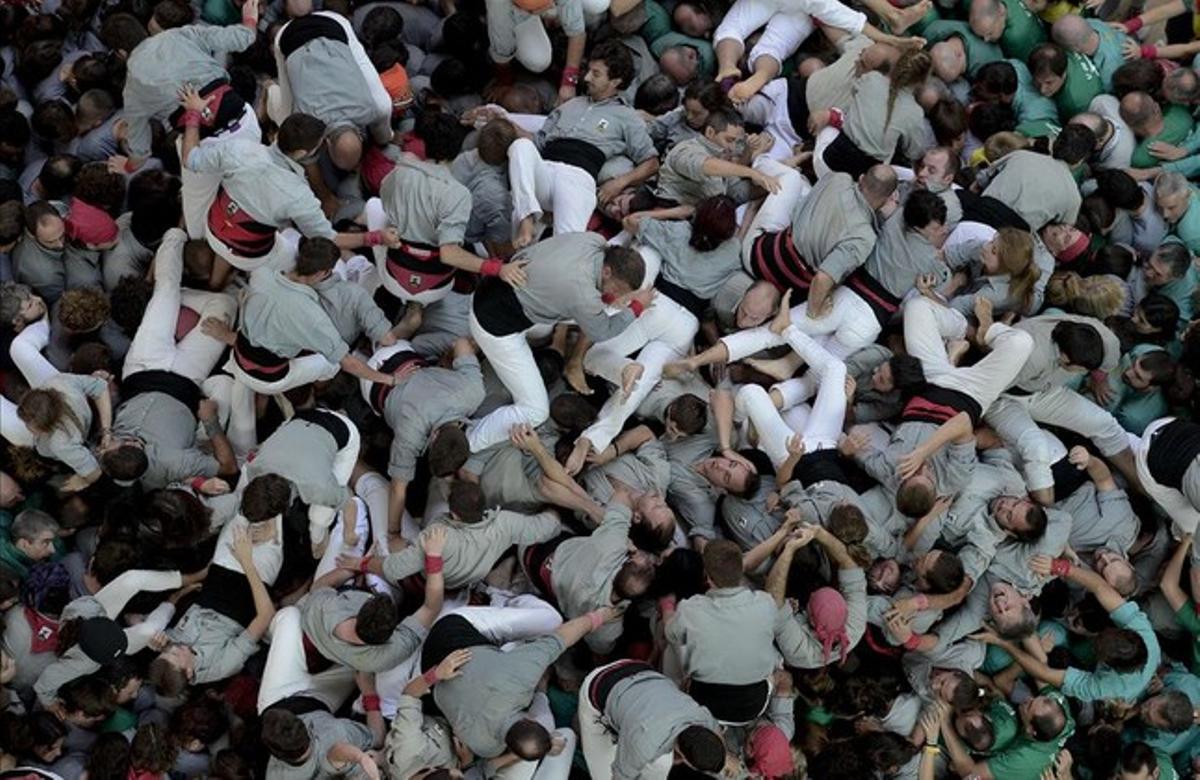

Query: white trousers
307;411;362;546
180;104;262;240
365;197;454;306
715;0;864;68
721;285;879;362
313;497;372;581
225;351;342;455
740;79;804;162
467;311;548;452
579;663;674;780
508;138;598;237
486;0;554;72
357;470;419;556
1134;417;1200;536
735;325;846;467
902;296;1033;411
123;229;237;385
581;267;699;452
4;318;56;448
741;157;812;267
257;606;356;713
812;126;840;180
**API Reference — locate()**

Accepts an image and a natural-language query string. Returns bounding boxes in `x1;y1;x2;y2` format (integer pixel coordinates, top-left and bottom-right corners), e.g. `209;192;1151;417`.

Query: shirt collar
269;144;305;176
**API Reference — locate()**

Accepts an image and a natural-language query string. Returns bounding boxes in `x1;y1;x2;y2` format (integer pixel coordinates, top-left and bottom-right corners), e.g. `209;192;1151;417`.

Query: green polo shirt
1055;50;1103;120
1171;190;1200;255
1173;600;1200;672
1103;344;1170;435
1010;59;1061;137
985;688;1075;780
1132;105;1196;169
999;0;1047;62
1088;19;1128;92
924;21;1004;76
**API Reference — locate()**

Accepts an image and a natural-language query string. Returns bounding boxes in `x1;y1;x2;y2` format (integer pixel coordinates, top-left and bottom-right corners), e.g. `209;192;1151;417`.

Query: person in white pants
257;606;356;714
735;305;847;472
508;135;600;238
485;0;592;80
1132;417;1200;537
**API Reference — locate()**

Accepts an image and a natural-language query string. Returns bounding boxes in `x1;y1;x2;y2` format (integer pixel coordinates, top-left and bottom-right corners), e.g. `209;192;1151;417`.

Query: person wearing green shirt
975;554;1161;704
1097;346;1175;435
925;21;1004;77
937;684;1074;780
1141;239;1197;323
1050;15;1130;91
1029;43;1102;121
1160;535;1200;673
1118;741;1180;780
1124;96;1196;170
1007;59;1062;137
0;509;63;580
1125;666;1200;767
1154;173;1200;256
969;0;1047;62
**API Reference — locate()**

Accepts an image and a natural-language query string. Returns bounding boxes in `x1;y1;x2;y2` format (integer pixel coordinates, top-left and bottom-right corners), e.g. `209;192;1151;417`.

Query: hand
969;628;1003;646
1091;376;1114;406
509;423;541;452
336;554;364;572
885;610;914;644
1122;38;1142;60
838;428;870;457
229;526;254;567
106;155;129;174
197;399;218;422
147;631;171;652
177;83;208;112
765;491;782;513
916;273;941;300
1029;553;1060;579
785;523;819;550
785;434;805;460
556;83;576;106
807;109;831;136
806;296;832;320
622;213;646;235
420;525;448;558
594;604;626;624
888;595;925;619
752;170;782;194
722;447;757;476
436;647;472;680
597;178;625;206
747;133;775;158
200;317;236;345
1148;141;1188;161
389;359;422;387
768;289;792;335
1067;445;1090;470
919;701;947;742
197;477;230;496
565;437;591;476
896;447;928;482
499;260;528;289
379;227;402;249
781;507;803;536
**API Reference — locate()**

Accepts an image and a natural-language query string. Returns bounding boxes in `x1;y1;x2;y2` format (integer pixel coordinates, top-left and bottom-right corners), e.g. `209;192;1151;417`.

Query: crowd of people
0;0;1199;774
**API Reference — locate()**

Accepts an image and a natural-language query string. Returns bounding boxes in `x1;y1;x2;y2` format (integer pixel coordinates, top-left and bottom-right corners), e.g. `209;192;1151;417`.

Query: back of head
1092;169;1143;211
505;719;551;761
355;593;399;645
703;107;743;134
448;480;484;523
903;188;948;231
973;60;1018;100
702;539;743;588
1118;91;1159;133
1052;124;1096;166
1153;241;1191;279
277;113;327;156
666;394;707;436
100;443;148;482
429;423;470;478
1050;13;1091;49
602;245;646;291
1112;59;1162;100
99;12;148;52
1138;292;1180;334
889;354;925;392
1096;626;1148;671
634;73;680;114
110;274;154;333
1029;43;1068;80
1051;321;1104;369
130;722;178;774
416;111;468;162
690;195;737;252
262;709;311;764
926;551;965;594
861;165;899;205
151;0;193;30
676;725;725;773
929;99;967;147
549;393;597;432
59;673;117;719
361;6;403;47
241;474;292;523
59;287;111;332
294;236;339;277
896;476;935;518
614;557;656;599
1119;742;1158;777
477;119;518;166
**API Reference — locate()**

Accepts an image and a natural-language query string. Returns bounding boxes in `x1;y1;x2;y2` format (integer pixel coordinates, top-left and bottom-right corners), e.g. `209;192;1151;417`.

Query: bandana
175;305;200;342
65;198;119;246
807;587;850;666
513;0;554;11
1053;231;1091;264
746;724;794;779
380;64;413;113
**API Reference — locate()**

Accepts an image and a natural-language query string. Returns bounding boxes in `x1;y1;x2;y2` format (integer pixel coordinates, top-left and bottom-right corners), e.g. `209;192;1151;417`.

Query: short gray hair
11;509;59;543
0;282;34;328
1154;171;1191;200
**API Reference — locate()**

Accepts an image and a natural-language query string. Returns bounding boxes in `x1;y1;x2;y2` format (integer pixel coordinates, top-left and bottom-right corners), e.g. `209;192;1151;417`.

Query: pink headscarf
807;586;849;666
746;724;794;778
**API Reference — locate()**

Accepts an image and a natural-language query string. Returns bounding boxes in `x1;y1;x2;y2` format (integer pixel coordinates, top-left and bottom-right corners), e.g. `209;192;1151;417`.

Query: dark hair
86;731;132;780
171;695;229;746
602;245;646;291
505;719;551;760
145;488;212;548
262;709;311;764
1119;741;1158;775
1095;626;1148;671
360;6;404;48
863;731;919;773
242;474;293;523
676;725;724;772
1029;43;1068;80
968;102;1016;142
100;444;148;482
1112;59;1162;100
1152;242;1192;280
613;557;656;599
151;0;193;29
1079;194;1115;235
1136;350;1175;386
59;674;117;718
634;73;680;114
973;61;1018;100
704;108;743;134
1052;124;1095;166
147;656;188;697
294;236;339;276
1051;321;1104;369
666;394;707;435
1028;698;1067;740
1137;292;1180;336
130;722;177;773
1093;168;1144;211
890;354;926;393
17;40;64;92
925;551;965;594
929;99;967;147
1152;691;1195;732
210;749;254;780
1088;243;1134;279
896;476;935;518
590;40;635;90
904;188;948;231
429;423;470;478
31;100;75;145
448;480;484;523
416;111;468;162
549;393;597;433
690;195;737;252
100;12;148;52
356;593;398;644
0;109;31;152
89;539;138;585
0;201;22;246
277;113;327;155
958;712;995;752
32;156;79;202
477;119;518;166
702;539;743;588
1010;504;1047;543
109;274;154;335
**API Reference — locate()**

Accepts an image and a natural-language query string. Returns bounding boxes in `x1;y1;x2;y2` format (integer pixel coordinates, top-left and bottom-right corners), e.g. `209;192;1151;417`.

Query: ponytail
17;388;86;437
885;49;932;127
993;228;1039;313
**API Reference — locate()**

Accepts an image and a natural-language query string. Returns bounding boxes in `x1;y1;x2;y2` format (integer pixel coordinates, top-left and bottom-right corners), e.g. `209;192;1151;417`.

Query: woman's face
1041;223;1083;256
37;738;64;763
683;99;709;130
980;239;1001;274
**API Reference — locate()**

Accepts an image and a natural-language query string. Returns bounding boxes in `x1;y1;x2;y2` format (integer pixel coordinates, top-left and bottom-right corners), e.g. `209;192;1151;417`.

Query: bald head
1119;91;1162;136
1051;15;1097;54
1068;112;1107;147
327;126;363;171
860;165;899;210
931;38;967;84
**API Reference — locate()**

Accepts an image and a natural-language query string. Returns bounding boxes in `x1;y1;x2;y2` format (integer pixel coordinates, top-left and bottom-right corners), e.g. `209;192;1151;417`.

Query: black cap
77;617;127;664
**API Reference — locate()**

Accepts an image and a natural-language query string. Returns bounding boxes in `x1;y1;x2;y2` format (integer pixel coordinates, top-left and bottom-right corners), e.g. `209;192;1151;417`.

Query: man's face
988;580;1028;625
917;219;949;248
913;550;943;591
35;216;66;250
0;472;23;509
683;99;710;130
916;150;953;191
930;669;963;703
1095;548;1136;594
868;558;901;593
1155;191;1189;224
705;123;746;159
636;493;675;536
736;283;780;328
991;495;1032;535
1040;223;1083;256
1123;359;1155;391
700;456;753;493
584;60;618;100
871;361;895;393
969;4;1005;41
16;531;56;562
1035;71;1066;97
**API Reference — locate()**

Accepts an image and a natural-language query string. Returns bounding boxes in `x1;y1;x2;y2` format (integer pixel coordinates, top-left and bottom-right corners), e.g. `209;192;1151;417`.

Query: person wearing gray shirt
262;708;377;780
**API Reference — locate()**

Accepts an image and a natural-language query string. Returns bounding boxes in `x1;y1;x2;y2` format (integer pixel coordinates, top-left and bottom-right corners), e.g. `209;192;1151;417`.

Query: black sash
688;679;770;723
542;138;606;180
233;331;291;381
901;385;983;426
956;190;1030;232
1147;420;1200;491
655;277;707;320
473;276;534;337
421;614;491;672
121;369;202;416
844;267;902;326
822;132;882;179
292;409;350;450
589;660;654;710
168;78;246;141
368;350;428;415
194;564;256;627
279;13;347;58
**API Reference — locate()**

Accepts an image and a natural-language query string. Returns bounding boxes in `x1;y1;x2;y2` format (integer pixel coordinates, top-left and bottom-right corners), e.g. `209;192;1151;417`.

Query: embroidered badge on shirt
597;118;609;132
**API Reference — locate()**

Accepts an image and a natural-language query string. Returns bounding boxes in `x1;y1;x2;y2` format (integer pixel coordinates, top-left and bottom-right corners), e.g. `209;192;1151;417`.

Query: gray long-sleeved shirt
777;567;868;668
241;268;349;365
547;504;633;653
301;588;426;673
602;669;719;780
982;150;1081;230
1009;313;1120;394
665;586;783;685
381;356;485;482
380;157;472;247
536;95;657;165
245;416;351;510
790;172;878;283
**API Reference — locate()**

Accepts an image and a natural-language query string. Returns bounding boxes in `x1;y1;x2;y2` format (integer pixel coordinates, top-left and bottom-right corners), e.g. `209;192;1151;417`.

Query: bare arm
340;354;397;385
1161;535;1193;613
387;478;408;538
230;528;276;641
412;527;447;628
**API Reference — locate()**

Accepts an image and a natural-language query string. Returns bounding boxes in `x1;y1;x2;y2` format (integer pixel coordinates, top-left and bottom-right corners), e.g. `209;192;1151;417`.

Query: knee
508;137;537;162
517;42;552;74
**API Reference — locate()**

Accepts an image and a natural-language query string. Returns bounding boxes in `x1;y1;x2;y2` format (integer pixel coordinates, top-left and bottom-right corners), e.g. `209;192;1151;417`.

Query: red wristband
1125;15;1143;33
587;610;605;631
425;555;444;574
561;66;580;88
361;694;381;712
914;593;930;611
1050;558;1072;577
1140;44;1158;59
480;258;503;277
123;157;139;174
181;110;203;128
829;108;844;130
190;477;207;492
359;555;373;574
903;633;922;650
630;299;645;317
365;230;384;247
422;668;439;687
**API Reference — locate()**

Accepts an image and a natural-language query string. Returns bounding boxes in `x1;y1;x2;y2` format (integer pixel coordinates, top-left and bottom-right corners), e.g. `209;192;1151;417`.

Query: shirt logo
596;118;609;132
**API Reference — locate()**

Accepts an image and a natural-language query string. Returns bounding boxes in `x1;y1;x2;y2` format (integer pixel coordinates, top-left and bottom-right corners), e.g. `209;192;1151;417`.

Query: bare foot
947;339;970;366
662;358;697;379
728;79;760;104
887;0;930;34
548;735;567;756
394;301;423;339
973;297;994;347
745;353;804;382
621;362;644;400
564;360;593;395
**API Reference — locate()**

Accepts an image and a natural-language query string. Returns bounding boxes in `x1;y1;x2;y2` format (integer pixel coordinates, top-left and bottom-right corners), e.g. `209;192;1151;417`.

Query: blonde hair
1046;271;1128;319
983;131;1032;163
886;49;933;127
992;228;1039;312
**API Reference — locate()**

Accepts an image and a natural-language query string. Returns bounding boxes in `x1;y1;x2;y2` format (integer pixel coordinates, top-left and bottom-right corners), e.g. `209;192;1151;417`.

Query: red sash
384;241;455;296
208;188;276;258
